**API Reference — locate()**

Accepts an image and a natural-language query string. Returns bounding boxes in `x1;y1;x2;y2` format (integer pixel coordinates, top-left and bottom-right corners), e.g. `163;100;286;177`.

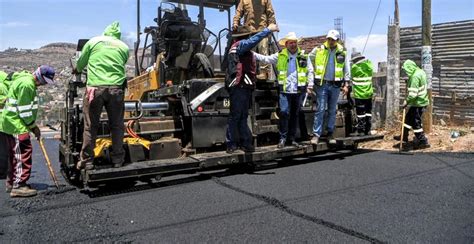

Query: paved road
0;139;473;243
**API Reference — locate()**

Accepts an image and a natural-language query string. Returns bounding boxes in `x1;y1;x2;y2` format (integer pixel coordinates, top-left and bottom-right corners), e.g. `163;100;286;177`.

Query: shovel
39;137;60;188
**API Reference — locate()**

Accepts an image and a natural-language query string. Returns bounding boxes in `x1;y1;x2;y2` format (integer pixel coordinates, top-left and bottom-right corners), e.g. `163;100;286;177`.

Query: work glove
341;85;349;96
402;100;408;109
31;126;41;140
267;23;279;32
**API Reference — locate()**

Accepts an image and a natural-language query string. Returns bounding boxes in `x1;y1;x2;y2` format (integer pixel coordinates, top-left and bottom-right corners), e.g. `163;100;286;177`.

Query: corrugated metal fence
400;20;474;125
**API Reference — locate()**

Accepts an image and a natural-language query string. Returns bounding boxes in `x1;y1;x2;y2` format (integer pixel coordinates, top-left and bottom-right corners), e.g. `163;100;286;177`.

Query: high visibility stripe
357;114;366;118
408;87;418;92
413;128;424;133
335;68;343;72
315;75;322;79
365;113;372;117
408;92;418;97
0;109;3;112
404;124;412;129
6;106;17;112
353;77;372;82
17;104;38;111
298;72;306;77
334;77;342;81
418;90;427;97
279;71;286;75
8;98;18;104
19;111;33;118
316;65;325;70
352;81;372;86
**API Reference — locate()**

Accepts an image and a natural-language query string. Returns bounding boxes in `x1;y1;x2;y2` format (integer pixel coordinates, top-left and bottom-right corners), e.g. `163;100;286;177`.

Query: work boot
6;184;12;193
414;138;431;150
393;135;408;142
226;146;236;154
10;185;37;198
327;134;336;144
277;139;286;148
113;162;123;168
241;145;255;153
287;140;300;147
310;136;319;145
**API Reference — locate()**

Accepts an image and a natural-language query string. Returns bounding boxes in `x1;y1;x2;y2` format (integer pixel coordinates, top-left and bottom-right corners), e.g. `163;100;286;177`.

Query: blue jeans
312;83;341;137
226;87;253;149
279;93;303;141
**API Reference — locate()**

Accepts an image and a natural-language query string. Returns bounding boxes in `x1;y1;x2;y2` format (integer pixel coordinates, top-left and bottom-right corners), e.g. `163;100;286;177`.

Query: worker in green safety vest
1;65;56;197
350;52;374;136
393;59;430;149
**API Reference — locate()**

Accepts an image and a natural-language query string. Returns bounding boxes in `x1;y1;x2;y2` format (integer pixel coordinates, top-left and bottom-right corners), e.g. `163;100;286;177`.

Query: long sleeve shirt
253;51;314;93
236;28;271;55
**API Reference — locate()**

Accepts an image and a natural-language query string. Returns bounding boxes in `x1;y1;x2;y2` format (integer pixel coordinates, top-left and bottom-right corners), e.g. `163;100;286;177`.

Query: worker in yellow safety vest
307;30;349;145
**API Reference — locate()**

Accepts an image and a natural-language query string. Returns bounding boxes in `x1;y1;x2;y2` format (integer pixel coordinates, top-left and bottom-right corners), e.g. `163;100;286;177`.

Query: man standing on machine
74;21;130;170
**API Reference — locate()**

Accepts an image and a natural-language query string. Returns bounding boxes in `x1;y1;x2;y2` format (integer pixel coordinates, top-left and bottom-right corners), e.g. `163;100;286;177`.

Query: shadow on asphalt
84;149;378;198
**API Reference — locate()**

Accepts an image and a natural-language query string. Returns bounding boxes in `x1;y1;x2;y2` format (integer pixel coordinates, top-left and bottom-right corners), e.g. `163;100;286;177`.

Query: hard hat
326;29;340;40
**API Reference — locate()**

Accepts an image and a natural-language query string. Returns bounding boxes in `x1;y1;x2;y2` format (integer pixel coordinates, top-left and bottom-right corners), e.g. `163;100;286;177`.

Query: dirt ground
360;124;474;152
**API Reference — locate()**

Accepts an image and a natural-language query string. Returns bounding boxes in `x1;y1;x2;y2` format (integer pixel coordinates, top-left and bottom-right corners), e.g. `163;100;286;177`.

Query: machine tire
193;53;214;78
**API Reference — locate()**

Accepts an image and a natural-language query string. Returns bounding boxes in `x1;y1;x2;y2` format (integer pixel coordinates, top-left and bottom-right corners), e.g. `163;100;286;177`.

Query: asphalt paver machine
59;0;382;188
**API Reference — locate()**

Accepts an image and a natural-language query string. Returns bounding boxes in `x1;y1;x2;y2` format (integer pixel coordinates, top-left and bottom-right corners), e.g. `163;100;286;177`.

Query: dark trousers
403;106;428;143
80;86;125;165
355;98;373;134
0;132;9;179
279;93;303;142
5;133;33;188
226;87;253;149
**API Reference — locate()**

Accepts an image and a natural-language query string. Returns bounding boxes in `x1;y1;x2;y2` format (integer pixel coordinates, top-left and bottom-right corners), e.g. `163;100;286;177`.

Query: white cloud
346;34;387;69
1;22;30;27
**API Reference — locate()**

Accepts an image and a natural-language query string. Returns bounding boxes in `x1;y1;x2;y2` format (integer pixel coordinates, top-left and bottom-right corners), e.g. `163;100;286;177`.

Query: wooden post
422;0;433;132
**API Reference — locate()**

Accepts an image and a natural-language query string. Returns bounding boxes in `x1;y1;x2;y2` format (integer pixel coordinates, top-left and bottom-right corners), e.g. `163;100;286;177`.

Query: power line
363;0;382;54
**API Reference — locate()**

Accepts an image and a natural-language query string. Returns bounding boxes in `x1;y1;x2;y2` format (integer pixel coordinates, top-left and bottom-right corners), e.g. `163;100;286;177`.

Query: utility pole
422;0;433;132
386;0;400;128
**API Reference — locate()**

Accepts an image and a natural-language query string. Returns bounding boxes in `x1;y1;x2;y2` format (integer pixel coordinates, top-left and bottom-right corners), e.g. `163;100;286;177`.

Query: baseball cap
326;29;340;40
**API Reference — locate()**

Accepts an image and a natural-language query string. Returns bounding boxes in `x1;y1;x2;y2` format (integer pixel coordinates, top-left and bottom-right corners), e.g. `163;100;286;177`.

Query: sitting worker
252;32;314;148
226;23;279;154
350;52;374;136
393;60;430;149
74;21;130;170
233;0;277;80
1;65;56;197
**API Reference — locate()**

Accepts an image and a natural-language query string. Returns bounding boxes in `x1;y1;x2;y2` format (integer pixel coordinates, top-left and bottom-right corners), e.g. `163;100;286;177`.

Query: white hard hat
326;29;340;40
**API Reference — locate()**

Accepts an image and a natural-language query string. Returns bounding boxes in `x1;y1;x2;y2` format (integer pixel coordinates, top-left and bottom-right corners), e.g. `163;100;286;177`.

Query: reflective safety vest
350;59;374;99
0;71;38;135
314;41;346;85
277;48;308;92
0;71;11;132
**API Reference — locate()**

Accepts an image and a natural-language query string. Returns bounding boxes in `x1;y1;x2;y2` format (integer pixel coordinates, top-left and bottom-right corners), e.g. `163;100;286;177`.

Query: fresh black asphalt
0;139;472;243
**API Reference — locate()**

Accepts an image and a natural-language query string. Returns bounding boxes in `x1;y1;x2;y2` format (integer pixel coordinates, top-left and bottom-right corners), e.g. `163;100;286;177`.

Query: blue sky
1;0;473;65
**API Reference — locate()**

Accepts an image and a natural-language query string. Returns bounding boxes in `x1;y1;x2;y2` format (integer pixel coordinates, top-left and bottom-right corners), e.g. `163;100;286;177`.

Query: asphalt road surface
0;139;473;243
